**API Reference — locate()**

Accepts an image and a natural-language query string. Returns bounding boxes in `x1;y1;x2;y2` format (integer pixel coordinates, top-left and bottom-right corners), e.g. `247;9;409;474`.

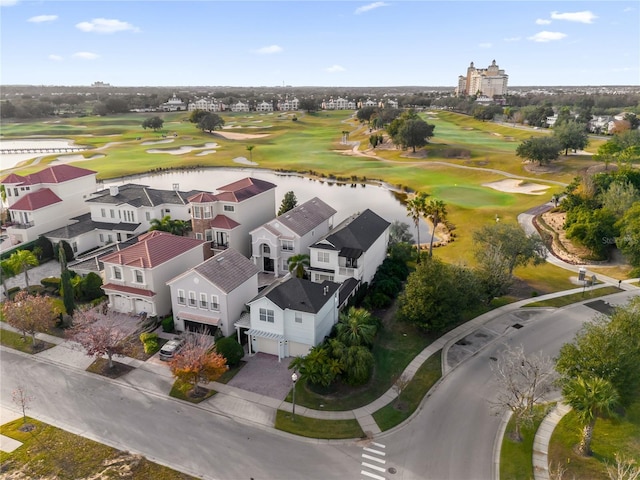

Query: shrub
215;336;244;367
140;332;159;355
81;272;104;301
161;316;175;333
7;286;20;300
41;277;61;289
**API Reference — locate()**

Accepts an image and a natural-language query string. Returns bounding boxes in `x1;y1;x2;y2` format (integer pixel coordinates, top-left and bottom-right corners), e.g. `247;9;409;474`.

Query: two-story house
100;231;206;316
241;276;340;361
167;248;259;337
1;165;97;245
189;177;276;258
308;209;390;286
44;183;200;256
250;197;336;277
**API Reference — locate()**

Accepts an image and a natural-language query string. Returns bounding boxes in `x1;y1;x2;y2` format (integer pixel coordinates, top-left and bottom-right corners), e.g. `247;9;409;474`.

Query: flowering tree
2;291;60;349
69;308;131;369
169;333;228;396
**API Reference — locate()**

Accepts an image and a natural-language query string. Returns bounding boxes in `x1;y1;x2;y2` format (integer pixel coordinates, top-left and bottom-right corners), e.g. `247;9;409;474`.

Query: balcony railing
211;241;229;250
7;221;34;229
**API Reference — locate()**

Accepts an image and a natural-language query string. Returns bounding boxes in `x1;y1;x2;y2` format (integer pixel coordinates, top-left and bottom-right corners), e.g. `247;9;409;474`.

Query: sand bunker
147;142;219;155
233;157;258;165
213;131;270;140
483;179;550;195
52;154;106;163
142;139;175;145
195;150;217;156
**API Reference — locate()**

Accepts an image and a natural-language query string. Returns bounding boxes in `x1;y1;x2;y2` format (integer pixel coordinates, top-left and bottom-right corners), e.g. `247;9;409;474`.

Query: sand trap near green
431;184;514;208
483;179;550;195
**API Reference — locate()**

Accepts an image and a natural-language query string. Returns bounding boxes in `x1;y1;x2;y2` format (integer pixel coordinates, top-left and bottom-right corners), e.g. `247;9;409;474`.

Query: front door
263;256;274;272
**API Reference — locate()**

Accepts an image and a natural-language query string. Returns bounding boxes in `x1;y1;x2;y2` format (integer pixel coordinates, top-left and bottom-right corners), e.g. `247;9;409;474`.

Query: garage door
135;299;153;315
113;295;130;313
184;320;216;336
256;337;278;356
288;341;311;357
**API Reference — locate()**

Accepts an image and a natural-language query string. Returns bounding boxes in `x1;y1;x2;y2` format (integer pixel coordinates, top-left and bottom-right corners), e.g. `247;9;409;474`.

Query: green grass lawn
0;328;56;354
548;400;640;479
0;417;197;479
524;286;622;308
169;379;216;403
274;410;364;439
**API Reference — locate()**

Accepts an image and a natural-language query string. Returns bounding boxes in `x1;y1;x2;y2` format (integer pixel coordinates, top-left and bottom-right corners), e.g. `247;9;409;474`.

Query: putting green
431;184;514;208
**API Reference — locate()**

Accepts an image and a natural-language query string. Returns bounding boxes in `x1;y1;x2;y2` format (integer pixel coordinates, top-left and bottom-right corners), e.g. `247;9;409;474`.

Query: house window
99;233;104;242
210;295;219;311
72;242;78;253
317;251;330;263
188;291;197;307
199;293;208;309
345;258;358;268
223;205;234;212
110;209;115;218
145;212;151;221
101;208;106;217
295;313;303;324
281;240;294;251
259;308;274;323
107;234;113;243
6;189;10;197
112;266;122;280
193;206;202;219
13;188;18;196
315;273;334;283
203;207;212;219
177;289;186;305
134;270;143;283
205;230;213;242
195;232;203;240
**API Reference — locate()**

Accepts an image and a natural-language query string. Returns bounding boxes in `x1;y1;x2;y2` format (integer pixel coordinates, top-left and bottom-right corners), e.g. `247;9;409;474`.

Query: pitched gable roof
0;173;27;185
9;188;62;211
312;209;390;255
274;197;336;236
2;165;96;186
187;191;218;203
209;215;241;229
100;231;204;268
215;177;276;202
88;183;200;207
259;277;340;314
192;249;259;293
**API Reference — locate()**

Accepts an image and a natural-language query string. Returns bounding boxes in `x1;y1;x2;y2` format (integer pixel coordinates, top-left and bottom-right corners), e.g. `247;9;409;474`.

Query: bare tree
12;385;33;425
169;331;228;397
490;344;557;441
607;454;640;480
68;307;131;369
2;291;60;350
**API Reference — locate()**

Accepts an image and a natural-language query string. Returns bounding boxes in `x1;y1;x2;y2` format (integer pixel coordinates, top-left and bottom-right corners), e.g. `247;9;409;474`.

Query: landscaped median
523;285;622;308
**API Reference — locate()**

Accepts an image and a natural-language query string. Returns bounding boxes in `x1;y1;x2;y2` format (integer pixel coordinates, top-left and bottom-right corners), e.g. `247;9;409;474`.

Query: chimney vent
109;186;119;196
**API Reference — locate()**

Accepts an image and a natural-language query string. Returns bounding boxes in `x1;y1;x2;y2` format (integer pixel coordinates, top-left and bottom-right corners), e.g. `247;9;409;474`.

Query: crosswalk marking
362;453;386;464
361;470;386;480
362;462;386;473
363;447;386;456
371;442;386;449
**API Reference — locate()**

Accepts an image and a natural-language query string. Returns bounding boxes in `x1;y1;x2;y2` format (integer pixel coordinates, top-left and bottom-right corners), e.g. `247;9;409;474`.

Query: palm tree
246;145;255;162
149;215;190;236
1;259;15;299
562;375;619;456
287;254;309;279
7;249;38;290
424;199;447;257
336;307;377;347
406;192;428;261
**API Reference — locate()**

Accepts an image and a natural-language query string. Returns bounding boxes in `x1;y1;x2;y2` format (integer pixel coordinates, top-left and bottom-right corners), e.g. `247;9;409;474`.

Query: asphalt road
381;290;637;480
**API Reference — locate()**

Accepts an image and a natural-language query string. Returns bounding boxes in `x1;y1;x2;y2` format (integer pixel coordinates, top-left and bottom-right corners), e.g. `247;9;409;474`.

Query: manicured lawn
524;286;622;308
169;379;216;403
0;417;197;479
499;405;551;480
274;410;364;439
372;351;442;431
0;328;56;354
86;358;135;379
548;401;640;479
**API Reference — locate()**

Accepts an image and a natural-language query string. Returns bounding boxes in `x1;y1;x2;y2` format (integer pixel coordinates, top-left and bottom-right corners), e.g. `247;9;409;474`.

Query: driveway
227;352;294;400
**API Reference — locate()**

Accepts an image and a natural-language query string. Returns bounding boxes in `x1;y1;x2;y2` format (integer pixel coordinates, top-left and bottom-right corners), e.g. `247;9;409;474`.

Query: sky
1;0;638;87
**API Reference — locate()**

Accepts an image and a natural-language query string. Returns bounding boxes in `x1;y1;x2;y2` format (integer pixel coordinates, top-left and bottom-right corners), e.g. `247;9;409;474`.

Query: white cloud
478;42;492;48
504;36;521;42
76;18;139;34
72;51;99;60
623;7;635;12
528;31;567;42
28;14;58;23
326;65;346;73
535;18;551;25
48;54;63;61
0;0;19;6
550;11;597;24
355;2;389;14
254;45;283;54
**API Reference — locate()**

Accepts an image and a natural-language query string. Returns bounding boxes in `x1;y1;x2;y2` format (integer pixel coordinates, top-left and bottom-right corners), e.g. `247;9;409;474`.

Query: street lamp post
291;372;298;421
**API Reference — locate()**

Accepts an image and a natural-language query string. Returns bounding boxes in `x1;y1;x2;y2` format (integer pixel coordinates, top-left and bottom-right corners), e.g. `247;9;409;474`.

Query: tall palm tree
246;145;255;161
287;254;310;279
562;375;619;456
7;249;38;289
1;260;15;299
406;192;428;262
336;307;377;347
424;199;447;257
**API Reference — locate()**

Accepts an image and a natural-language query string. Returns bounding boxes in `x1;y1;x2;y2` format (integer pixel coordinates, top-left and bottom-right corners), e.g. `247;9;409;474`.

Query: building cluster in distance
456;60;509;99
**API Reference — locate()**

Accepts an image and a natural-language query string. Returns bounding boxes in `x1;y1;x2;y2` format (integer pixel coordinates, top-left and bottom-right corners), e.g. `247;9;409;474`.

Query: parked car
159;338;184;361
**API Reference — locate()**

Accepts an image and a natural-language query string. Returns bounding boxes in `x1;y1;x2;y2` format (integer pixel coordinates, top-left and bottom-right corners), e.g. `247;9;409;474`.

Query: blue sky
1;1;638;87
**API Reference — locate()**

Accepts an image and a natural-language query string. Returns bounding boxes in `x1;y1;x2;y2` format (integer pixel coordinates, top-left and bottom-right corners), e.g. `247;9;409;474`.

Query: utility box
578;267;586;282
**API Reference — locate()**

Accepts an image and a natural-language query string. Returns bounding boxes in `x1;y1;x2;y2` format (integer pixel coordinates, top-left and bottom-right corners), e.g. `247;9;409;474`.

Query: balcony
7;221;34;229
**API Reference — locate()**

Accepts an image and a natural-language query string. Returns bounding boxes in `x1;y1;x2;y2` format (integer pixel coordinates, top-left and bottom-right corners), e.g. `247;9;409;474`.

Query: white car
159;338;184;361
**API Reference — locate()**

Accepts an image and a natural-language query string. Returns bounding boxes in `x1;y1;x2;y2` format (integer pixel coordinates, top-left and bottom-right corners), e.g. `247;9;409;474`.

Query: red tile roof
215;177;276;202
209;215;240;229
100;231;205;268
187;192;218;203
1;165;95;186
102;283;156;297
0;173;26;185
9;188;62;211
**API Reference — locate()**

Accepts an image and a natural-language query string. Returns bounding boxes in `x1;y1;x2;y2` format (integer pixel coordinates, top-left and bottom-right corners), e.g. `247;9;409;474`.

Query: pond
102;167;433;242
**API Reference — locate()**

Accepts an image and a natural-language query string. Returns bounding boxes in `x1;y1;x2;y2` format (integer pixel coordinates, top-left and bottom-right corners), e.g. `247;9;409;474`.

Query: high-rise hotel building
456;60;508;98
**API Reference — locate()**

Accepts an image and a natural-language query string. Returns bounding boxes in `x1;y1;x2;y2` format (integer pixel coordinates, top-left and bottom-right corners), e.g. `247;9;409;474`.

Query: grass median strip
274;410;364;439
523;286;621;308
0;328;56;354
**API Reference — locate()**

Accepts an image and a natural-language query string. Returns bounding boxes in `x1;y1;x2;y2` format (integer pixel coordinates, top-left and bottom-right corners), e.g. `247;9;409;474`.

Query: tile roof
312;209;390;255
273;197;336;236
100;231;205;268
9;188;62;211
88;184;201;207
187;192;218;203
102;283;156;297
257;277;340;314
1;165;95;186
192;248;259;293
209;215;240;229
0;173;26;184
215;177;276;202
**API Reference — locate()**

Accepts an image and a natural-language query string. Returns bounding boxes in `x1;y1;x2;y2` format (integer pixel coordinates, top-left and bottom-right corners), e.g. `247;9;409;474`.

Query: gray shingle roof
88;184;201;207
43;213;140;239
312;209;390;255
193;249;260;293
263;277;340;314
275;197;336;236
